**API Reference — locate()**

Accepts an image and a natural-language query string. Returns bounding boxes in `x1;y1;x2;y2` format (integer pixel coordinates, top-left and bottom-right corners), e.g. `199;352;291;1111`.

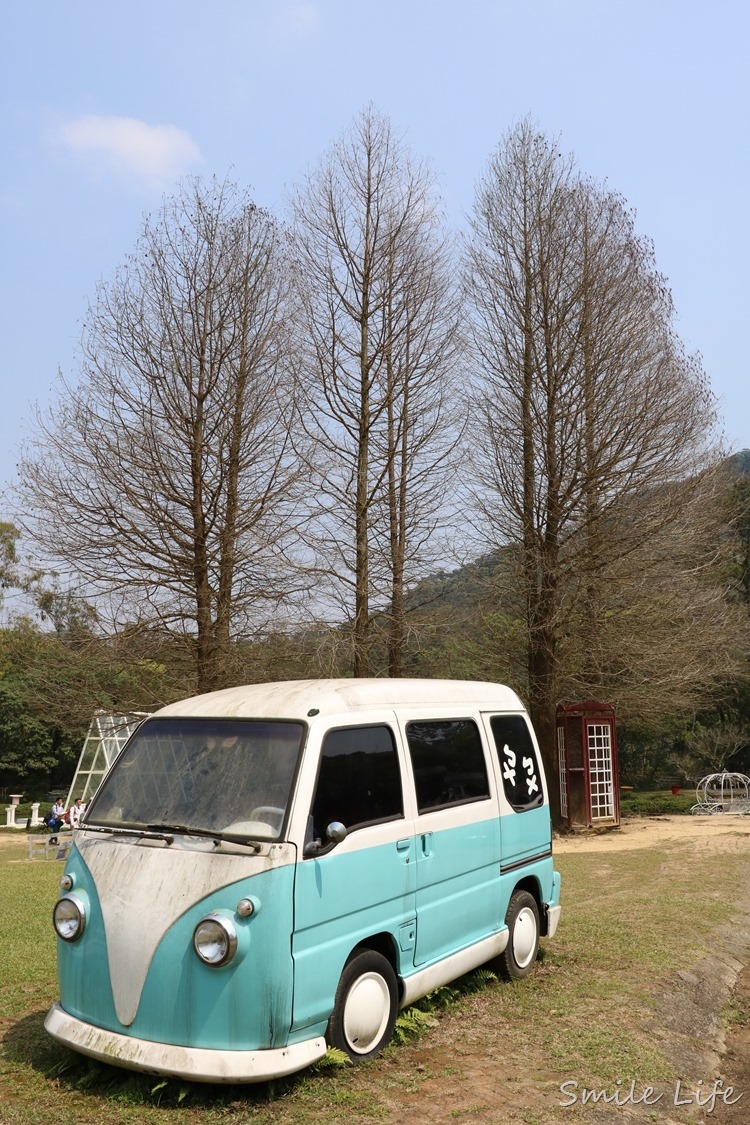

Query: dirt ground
552;812;750;853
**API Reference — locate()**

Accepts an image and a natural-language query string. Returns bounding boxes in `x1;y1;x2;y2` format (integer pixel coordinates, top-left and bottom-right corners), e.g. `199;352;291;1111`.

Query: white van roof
155;678;526;720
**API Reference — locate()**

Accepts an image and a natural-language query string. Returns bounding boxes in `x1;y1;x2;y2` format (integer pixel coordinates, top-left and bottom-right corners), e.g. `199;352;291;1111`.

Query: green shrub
619;789;695;817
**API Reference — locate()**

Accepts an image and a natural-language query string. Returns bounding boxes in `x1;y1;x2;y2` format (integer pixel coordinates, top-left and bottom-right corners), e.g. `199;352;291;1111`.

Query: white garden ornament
691;770;750;815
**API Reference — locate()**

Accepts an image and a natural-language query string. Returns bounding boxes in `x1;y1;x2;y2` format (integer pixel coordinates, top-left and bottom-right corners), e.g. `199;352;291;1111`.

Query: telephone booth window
587;723;615;821
557;726;568;819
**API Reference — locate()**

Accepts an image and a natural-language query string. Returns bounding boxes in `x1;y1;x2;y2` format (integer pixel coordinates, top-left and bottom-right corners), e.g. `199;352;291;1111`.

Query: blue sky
1;0;748;499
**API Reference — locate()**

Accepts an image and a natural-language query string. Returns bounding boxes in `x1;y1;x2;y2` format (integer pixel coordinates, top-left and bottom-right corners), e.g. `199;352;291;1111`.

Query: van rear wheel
497;890;540;981
327;949;398;1061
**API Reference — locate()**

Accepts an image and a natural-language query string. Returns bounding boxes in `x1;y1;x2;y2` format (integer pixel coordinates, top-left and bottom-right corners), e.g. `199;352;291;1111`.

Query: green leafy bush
619;789;695;817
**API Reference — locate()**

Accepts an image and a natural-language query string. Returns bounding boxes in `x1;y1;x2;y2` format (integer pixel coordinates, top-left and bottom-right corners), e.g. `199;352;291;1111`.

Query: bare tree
465;121;748;815
17;177;302;693
678;721;748;780
290;107;463;675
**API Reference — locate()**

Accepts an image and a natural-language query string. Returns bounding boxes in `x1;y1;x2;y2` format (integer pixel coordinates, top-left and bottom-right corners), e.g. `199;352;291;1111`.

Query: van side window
490;715;544;811
406;719;490;813
309;725;403;843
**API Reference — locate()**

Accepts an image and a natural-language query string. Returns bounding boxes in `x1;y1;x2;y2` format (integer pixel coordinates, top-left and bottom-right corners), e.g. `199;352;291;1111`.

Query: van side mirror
303;820;348;857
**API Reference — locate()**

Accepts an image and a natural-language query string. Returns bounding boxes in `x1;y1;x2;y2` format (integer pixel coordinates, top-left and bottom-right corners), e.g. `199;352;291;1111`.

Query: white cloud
55;115;202;189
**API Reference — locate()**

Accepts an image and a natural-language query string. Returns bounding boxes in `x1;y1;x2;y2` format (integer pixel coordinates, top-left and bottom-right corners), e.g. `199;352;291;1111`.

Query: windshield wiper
147;824;262;851
80;821;262;851
146;823;217;841
80;824;175;843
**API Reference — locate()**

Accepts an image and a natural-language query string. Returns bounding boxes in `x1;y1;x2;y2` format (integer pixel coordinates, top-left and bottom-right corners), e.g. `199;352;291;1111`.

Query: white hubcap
343;971;391;1054
512;907;538;968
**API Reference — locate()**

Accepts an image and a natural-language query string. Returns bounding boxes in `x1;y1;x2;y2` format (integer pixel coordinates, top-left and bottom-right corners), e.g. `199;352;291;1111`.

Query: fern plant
393;967;499;1044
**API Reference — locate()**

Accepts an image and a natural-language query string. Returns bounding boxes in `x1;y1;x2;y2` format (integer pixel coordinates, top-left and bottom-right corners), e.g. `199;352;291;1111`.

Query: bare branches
465;120;746;801
16;177;304;691
290;108;465;674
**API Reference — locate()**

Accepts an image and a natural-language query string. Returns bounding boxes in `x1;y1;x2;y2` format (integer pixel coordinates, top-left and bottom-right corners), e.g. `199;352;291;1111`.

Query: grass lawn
1;820;749;1124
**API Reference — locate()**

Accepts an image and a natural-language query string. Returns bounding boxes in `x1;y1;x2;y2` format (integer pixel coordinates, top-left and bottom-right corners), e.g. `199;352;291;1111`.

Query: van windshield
84;717;304;841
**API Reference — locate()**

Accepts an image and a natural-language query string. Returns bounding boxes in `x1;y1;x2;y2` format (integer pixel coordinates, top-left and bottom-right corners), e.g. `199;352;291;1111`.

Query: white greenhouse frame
66;711;150;808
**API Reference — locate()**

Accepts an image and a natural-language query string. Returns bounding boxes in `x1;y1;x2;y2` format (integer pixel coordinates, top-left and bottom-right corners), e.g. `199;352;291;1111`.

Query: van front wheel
327;949;398;1061
497;891;540;981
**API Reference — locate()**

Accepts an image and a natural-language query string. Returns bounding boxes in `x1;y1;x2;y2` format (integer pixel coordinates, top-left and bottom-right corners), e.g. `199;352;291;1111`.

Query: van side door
291;721;416;1035
399;714;502;968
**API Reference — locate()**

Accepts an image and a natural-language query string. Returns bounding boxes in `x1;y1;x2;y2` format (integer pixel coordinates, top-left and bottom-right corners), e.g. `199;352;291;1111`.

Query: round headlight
193;913;238;967
53;894;86;942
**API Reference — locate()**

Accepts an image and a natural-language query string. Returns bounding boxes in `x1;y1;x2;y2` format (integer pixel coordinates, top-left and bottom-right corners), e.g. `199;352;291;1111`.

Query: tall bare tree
465;121;747;813
17;177;302;693
290;107;463;675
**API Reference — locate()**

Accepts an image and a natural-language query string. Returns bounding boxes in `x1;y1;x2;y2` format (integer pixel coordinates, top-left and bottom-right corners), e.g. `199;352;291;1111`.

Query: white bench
27;835;73;860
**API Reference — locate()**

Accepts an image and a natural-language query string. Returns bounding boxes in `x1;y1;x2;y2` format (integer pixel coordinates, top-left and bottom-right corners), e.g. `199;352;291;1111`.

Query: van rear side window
490;715;544;811
406;719;490;812
310;725;403;841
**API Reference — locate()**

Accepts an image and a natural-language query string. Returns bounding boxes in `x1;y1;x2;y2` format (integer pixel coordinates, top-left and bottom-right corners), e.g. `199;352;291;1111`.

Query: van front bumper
45;1003;327;1084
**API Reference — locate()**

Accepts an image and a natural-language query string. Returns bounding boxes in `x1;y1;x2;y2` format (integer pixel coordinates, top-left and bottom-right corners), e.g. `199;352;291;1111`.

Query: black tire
326;949;399;1061
496;890;540;981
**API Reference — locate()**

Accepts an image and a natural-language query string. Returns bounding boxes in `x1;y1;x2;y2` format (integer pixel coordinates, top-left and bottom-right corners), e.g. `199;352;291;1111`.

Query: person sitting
46;797;66;841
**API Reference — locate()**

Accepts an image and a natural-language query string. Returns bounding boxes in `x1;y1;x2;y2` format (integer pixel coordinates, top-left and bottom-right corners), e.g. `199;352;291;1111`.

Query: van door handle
396;838;411;852
420;832;433;857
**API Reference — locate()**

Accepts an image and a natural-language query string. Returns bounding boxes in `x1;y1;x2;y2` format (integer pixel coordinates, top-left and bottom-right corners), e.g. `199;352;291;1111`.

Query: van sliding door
401;717;501;968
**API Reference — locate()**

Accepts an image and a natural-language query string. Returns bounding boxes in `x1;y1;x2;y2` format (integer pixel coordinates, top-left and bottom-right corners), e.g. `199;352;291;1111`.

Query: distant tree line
4;110;750;816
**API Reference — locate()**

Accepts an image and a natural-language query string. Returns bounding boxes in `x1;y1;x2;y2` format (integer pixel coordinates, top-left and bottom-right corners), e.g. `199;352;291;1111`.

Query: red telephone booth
556;701;620;829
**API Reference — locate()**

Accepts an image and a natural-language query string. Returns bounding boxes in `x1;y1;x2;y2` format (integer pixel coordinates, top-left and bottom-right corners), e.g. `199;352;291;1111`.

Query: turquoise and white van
46;678;561;1083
